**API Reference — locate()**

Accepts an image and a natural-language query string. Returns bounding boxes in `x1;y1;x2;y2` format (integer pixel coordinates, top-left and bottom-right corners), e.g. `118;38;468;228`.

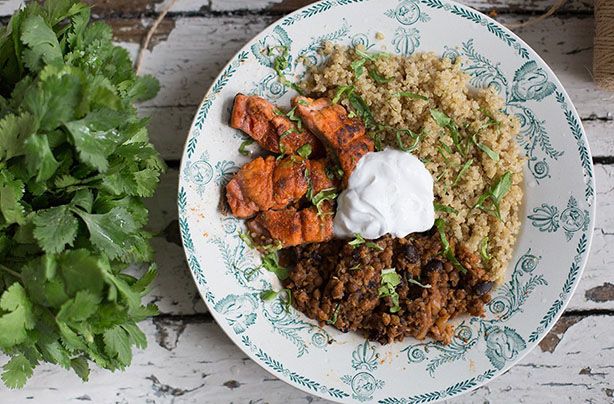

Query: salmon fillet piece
230;94;324;156
226;155;336;218
246;204;334;247
292;96;374;184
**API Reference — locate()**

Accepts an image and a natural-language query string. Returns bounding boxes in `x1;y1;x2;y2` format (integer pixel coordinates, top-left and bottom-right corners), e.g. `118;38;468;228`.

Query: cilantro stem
0;264;22;280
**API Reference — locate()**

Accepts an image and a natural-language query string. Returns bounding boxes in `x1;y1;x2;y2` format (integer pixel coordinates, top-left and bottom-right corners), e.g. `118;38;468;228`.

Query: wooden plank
0;0;592;17
143;165;614;315
2;314;612;403
0;0;22;16
136;15;612;129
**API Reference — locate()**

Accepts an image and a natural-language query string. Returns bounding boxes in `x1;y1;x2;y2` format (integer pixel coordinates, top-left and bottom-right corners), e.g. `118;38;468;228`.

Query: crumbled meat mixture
281;232;493;345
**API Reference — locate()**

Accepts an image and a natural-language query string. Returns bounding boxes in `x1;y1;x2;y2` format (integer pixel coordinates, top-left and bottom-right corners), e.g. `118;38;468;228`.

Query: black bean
423;259;444;274
400;244;419;263
474;281;494;296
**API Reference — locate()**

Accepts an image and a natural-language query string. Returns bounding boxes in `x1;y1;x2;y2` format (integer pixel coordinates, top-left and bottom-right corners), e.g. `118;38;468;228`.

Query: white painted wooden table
1;0;613;402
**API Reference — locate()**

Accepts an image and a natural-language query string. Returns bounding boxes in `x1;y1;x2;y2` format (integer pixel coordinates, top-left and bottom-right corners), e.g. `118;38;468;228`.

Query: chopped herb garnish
369;131;384;151
239;232;256;248
396;129;421;153
480;236;492;262
286;106;303;130
260;290;278;301
368;68;393;83
311;187;338;217
430;109;465;157
355;48;388;61
297;99;309;106
297;144;312;159
351;58;367;78
271;46;304;94
239;139;254;156
479;108;502;129
282;288;292;312
379;268;401;313
434;202;458;214
453;158;473;187
406;277;432;289
348;92;376;129
304;167;313;200
261;251;289;280
471;134;500;162
349;264;361;271
348;234;384;251
326;303;341;325
434;218;467;273
393;91;428;101
473;171;513;220
332;85;355;104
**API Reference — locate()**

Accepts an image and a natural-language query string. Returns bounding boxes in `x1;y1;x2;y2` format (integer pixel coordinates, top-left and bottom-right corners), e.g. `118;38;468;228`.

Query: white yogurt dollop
333;149;435;239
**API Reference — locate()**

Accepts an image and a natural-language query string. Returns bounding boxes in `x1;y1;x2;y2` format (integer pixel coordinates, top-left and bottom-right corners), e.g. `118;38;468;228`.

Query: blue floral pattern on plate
178;0;595;402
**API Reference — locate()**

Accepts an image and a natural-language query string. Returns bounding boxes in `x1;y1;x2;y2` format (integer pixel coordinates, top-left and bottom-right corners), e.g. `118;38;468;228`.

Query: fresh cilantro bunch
0;0;165;388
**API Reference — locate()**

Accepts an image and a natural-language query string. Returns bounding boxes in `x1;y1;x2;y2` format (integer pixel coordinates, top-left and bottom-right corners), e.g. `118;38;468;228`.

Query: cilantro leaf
0;171;26;225
24;133;60;181
103;325;132;368
1;354;33;389
0;284;35;349
20;15;63;72
32;205;79;254
74;207;138;260
0;1;162;388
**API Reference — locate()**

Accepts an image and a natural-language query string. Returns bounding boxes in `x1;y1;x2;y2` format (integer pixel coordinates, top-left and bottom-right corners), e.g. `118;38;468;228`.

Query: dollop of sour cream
334;149;435;239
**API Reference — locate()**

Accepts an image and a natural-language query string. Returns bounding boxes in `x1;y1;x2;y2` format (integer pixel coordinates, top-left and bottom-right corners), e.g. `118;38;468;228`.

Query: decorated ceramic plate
178;0;595;402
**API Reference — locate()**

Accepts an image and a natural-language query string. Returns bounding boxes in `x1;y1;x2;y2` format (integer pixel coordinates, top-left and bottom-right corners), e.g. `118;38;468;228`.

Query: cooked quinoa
301;44;524;283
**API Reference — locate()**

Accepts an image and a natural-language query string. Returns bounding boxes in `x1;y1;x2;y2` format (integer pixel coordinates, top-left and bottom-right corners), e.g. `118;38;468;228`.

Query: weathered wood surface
0;0;595;15
1;315;613;403
1;0;613;403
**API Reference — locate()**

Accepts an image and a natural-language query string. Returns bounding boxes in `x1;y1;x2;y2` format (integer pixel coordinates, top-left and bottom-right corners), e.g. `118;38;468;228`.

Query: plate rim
176;0;596;402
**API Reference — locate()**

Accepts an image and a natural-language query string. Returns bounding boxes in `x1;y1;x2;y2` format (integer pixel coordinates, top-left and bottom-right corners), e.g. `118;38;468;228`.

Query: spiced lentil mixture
227;43;524;345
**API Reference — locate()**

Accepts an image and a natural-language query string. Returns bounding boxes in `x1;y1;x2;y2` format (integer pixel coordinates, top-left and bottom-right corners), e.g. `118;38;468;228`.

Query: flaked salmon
246;204;334;247
226;155;336;218
292;96;374;184
230;94;324;156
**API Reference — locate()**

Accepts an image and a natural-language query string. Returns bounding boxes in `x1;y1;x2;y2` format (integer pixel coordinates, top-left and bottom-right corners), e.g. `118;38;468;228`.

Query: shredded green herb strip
434;219;467;273
434;202;458;214
351;58;367;78
379;268;401;313
406;277;432;289
260;290;278;301
271;46;304;94
310;187;338;217
348;234;384;251
238;139;254;156
430;109;465;157
348;92;376;129
261;251;289;281
282;288;292;312
239;232;256;248
471;134;500;162
368;68;393;84
368;131;384;151
393;91;428;101
297;144;312;159
396;129;421;153
332;85;355;104
480;236;492;262
453;159;473;187
473;171;513;220
326;303;341;325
